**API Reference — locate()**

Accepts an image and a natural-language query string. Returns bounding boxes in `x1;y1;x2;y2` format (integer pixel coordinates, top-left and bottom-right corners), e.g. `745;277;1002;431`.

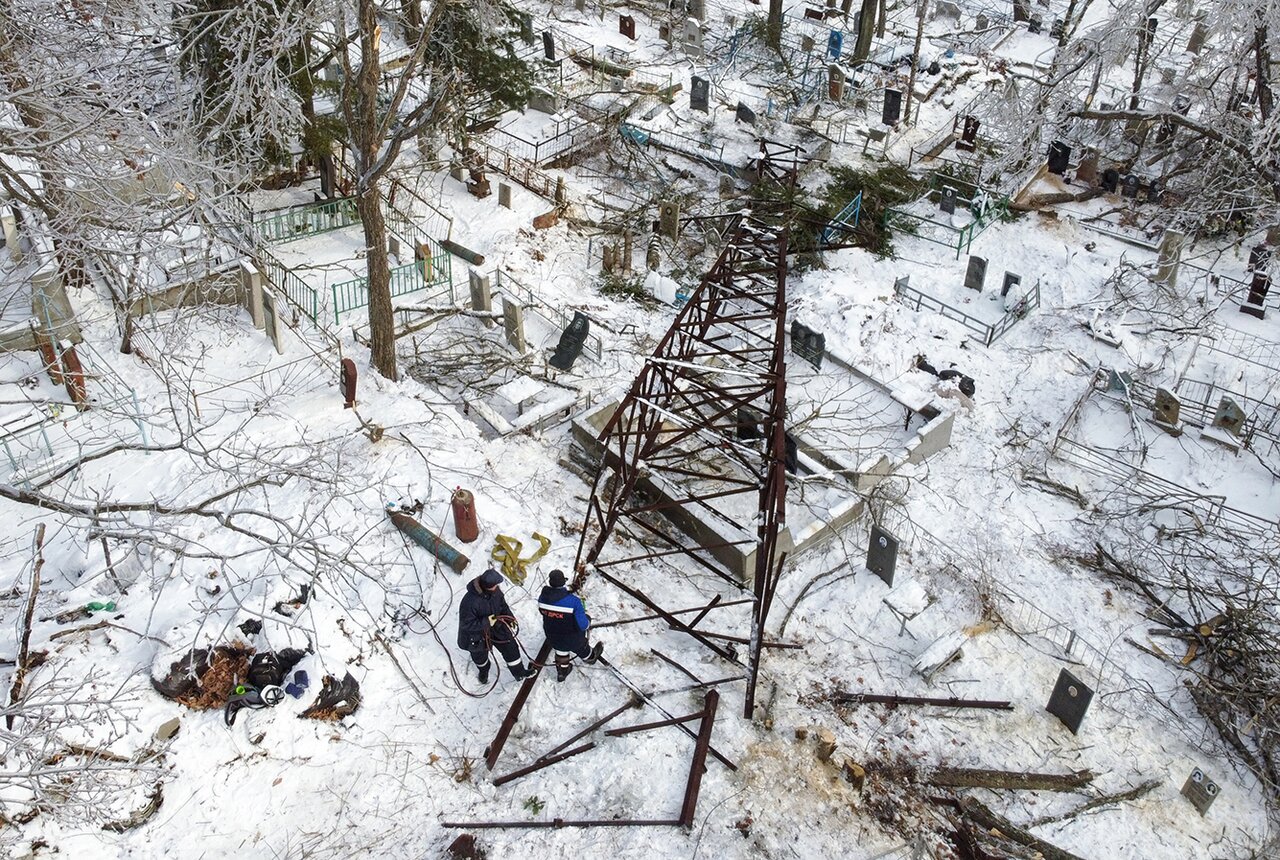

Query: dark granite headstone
736;102;756;124
956;115;980;151
542;31;555;61
1122;174;1141;198
964;255;988;291
940;186;957;215
1047;140;1071;175
1001;272;1021;297
1101;168;1120;193
1046;668;1093;734
549;312;591;371
691;76;709;111
619;15;635;39
1028;14;1042;33
865;525;899;587
790;320;825;369
882;88;903;125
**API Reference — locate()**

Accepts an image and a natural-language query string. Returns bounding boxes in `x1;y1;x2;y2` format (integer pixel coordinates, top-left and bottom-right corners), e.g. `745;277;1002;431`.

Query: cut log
926;766;1094;792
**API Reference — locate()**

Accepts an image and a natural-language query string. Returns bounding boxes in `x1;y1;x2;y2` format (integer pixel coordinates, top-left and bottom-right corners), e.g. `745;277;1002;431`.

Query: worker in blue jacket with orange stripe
538;569;604;681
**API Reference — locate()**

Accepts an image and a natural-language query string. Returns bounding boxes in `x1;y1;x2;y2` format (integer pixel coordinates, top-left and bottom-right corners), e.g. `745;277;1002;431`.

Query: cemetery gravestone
240;261;265;329
1187;22;1207;54
964;255;988;291
736;102;757;124
502;298;527;353
1247;242;1272;273
865;525;899;587
1028;15;1042;34
549;312;591;371
976;12;989;30
691;76;710;111
956;116;980;151
520;13;534;44
469;269;493;328
802;34;815;52
659;201;680;239
531;87;560;114
620;15;635;39
1047;140;1071;175
1001;272;1021;297
805;7;825;21
790;320;825;369
1153;387;1182;434
1101;167;1120;193
498;183;512;209
1155;229;1185;286
1046;668;1093;734
659;23;671;44
1013;0;1030;22
1107;369;1133;392
261;290;284;355
575;0;585;11
828;65;845;101
1076;150;1099;185
688;0;705;18
1050;16;1064;40
1181;769;1220;816
939;186;957;215
340;358;357;409
1211;397;1246;437
543;31;555;61
882;88;903;125
828;30;843;60
1242;272;1271;320
684;18;702;52
934;0;961;20
1122;174;1141;198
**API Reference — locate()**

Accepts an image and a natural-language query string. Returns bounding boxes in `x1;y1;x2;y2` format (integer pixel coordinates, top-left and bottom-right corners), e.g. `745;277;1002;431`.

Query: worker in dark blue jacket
457;569;535;684
538;569;603;682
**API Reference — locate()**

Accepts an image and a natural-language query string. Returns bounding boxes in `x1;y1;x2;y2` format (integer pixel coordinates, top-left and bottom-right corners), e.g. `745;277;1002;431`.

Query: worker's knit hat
549;569;567;588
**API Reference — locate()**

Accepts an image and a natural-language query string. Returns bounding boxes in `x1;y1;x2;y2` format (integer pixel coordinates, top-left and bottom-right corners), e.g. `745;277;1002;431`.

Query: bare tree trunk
1255;21;1274;122
854;0;878;63
352;0;398;380
903;0;927;127
356;189;396;378
767;0;783;50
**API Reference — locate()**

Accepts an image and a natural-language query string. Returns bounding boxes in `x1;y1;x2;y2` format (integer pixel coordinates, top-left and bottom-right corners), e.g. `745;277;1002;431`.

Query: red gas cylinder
451;488;479;543
340;358;357;409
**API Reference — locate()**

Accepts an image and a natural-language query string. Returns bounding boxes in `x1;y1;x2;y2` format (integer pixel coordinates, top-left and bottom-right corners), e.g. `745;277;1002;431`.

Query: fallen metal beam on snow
836;692;1014;711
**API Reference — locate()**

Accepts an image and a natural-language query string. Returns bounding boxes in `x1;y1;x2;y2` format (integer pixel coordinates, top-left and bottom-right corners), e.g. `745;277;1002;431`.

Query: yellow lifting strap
490;532;551;585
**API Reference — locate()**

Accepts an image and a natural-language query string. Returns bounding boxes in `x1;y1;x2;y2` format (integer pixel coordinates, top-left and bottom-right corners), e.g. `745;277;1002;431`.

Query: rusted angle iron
677;690;721;828
442;818;680;829
484;639;552;771
836;692;1013;711
598;571;741;664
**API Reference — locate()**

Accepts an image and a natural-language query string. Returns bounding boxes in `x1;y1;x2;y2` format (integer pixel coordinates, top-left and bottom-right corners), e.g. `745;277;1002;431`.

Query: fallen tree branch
1026;778;1160;827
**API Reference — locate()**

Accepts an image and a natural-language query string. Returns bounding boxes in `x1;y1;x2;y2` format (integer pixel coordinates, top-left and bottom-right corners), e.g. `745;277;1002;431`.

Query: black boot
585;642;604;665
477;661;490;684
555;654;573;683
508;661;536;680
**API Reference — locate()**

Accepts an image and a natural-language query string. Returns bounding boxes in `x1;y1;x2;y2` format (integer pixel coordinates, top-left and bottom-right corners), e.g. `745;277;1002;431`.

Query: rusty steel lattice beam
573;213;790;720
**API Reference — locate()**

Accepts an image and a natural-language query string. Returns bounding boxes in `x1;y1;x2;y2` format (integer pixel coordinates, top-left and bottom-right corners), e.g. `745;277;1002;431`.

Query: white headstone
240;260;264;329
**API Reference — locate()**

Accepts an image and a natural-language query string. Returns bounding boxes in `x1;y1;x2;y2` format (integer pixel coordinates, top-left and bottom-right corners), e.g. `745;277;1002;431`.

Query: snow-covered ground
2;2;1278;859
